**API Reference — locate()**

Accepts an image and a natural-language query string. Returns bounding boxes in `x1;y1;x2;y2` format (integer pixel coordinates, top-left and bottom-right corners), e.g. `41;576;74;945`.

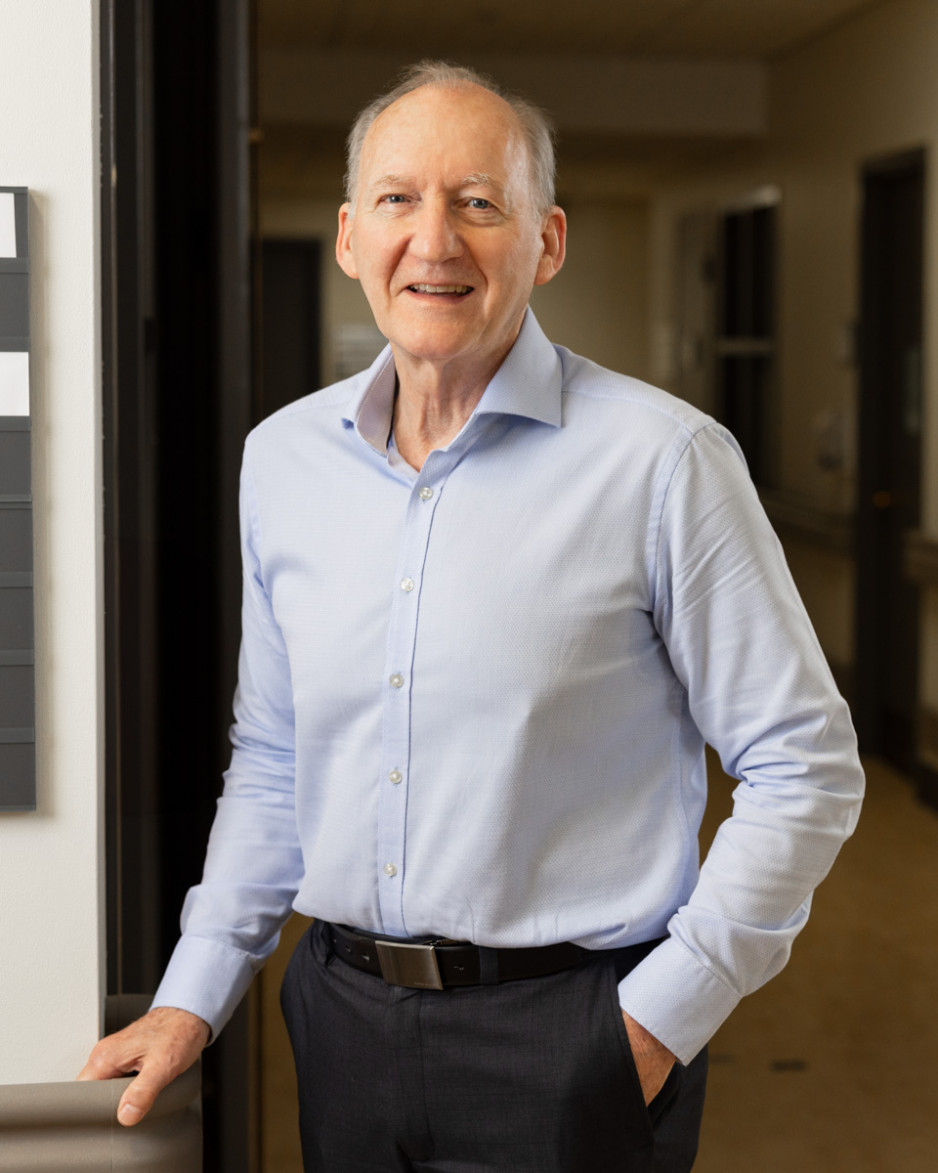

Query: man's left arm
618;422;864;1069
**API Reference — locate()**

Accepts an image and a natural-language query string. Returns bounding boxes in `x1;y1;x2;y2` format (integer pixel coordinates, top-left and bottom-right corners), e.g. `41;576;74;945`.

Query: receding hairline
357;88;532;207
344;61;557;215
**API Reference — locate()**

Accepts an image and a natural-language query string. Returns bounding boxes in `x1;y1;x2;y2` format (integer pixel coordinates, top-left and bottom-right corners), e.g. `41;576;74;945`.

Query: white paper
0;192;16;258
0;351;29;415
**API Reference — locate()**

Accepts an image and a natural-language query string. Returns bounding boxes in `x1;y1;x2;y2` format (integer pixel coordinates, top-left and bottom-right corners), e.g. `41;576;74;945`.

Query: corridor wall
0;0;104;1082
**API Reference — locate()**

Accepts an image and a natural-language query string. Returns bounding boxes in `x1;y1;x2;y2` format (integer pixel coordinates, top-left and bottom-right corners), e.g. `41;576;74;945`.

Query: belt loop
317;919;336;963
478;946;499;985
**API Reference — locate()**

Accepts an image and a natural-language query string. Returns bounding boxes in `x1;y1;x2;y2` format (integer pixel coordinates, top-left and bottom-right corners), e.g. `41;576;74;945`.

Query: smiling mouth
408;283;473;295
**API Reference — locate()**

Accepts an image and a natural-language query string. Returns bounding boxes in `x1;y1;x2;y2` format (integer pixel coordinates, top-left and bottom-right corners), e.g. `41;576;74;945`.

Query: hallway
260;755;938;1171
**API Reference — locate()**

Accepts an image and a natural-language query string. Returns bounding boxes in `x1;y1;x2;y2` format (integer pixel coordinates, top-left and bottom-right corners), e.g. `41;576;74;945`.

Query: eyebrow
461;172;498;189
369;174;414;191
367;172;504;192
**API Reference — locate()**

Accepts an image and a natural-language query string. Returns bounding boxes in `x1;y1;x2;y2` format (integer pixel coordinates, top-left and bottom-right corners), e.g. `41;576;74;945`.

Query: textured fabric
280;920;708;1172
152;310;864;1062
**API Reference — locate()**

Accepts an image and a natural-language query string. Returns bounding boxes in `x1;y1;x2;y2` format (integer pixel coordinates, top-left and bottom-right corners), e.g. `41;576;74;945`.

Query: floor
259;755;938;1171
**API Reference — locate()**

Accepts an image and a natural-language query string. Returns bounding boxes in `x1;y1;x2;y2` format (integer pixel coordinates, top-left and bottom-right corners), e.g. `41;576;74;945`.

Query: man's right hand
77;1005;211;1126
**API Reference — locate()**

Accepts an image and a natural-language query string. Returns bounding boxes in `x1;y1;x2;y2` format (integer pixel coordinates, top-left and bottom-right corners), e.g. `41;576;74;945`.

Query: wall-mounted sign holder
0;186;34;810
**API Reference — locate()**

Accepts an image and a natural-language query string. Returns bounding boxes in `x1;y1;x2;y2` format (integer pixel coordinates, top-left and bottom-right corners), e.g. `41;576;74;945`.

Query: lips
408;283;473;295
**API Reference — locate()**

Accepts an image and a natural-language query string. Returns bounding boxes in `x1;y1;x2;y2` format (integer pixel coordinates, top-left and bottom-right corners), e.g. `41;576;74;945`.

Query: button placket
376;470;446;934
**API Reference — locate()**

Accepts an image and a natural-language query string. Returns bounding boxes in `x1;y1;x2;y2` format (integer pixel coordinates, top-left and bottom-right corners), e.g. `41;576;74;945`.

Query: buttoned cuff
616;936;741;1065
150;934;259;1042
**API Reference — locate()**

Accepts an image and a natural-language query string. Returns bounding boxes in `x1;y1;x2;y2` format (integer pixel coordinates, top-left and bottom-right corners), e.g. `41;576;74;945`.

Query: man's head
345;60;557;218
336;63;566;382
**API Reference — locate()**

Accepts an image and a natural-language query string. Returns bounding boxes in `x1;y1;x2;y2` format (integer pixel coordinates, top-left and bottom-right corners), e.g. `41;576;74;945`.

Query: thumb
116;1068;168;1127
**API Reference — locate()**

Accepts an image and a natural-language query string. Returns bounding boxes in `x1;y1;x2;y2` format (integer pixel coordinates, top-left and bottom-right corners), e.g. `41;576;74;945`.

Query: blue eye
468;198;491;210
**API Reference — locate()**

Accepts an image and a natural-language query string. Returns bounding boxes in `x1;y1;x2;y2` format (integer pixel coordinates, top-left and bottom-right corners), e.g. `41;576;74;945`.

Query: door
855;150;925;774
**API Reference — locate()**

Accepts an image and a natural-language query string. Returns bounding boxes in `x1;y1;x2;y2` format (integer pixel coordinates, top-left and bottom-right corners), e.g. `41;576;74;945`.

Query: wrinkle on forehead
359;84;532;198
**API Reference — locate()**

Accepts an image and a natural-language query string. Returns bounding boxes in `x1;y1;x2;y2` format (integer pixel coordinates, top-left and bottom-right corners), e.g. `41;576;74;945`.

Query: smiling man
80;62;863;1172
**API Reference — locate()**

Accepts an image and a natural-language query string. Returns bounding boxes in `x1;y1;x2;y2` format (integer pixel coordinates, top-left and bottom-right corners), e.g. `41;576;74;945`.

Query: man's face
336;84;565;383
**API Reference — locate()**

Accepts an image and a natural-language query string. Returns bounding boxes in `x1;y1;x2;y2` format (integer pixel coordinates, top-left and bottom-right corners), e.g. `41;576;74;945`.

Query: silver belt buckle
375;940;444;990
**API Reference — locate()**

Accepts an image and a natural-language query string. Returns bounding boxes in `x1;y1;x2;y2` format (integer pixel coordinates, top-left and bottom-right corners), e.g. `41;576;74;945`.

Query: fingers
621;1010;676;1105
77;1006;210;1126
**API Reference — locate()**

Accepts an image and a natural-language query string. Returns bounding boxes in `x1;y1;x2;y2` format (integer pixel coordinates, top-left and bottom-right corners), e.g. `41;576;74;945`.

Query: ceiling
254;0;891;201
258;0;888;60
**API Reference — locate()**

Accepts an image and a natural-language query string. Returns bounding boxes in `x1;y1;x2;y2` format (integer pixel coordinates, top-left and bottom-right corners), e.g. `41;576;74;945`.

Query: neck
390;355;498;471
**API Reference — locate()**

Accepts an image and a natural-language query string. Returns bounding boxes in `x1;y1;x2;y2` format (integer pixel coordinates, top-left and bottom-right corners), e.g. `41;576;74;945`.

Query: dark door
260;238;322;417
855;151;925;774
101;0;260;1167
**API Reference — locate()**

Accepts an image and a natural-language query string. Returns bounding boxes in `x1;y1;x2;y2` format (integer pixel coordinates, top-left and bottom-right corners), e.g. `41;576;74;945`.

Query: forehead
360;84;529;191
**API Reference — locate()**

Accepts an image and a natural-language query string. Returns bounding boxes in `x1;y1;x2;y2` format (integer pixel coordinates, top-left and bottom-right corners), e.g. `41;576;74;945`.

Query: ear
533;206;567;287
336;203;359;279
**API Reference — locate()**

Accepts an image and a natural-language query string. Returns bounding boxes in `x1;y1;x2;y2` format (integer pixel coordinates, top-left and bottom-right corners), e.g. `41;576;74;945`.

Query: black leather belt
326;922;589;990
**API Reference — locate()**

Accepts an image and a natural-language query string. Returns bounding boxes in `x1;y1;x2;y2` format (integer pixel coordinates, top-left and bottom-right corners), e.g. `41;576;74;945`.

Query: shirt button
419;486;434;501
383;863;398;877
400;577;415;593
388;769;403;785
389;673;404;689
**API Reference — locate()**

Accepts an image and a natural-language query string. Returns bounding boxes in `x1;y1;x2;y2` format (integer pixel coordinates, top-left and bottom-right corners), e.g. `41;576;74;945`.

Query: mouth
407;283;473;296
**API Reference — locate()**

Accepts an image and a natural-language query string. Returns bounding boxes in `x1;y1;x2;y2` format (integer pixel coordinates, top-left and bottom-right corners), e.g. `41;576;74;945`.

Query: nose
409;199;463;264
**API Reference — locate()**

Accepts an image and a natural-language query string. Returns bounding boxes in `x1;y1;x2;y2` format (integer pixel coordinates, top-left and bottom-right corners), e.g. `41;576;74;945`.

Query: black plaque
0;187;34;810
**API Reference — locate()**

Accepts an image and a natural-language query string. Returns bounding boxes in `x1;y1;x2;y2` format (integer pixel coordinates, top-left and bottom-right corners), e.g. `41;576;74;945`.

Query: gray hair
344;60;557;216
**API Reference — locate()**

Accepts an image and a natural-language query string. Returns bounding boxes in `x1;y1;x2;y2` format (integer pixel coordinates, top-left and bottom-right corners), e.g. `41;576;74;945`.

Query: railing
0;1061;201;1172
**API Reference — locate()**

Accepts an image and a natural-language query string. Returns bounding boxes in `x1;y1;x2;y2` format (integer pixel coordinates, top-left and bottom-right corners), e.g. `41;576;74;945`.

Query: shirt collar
343;309;562;456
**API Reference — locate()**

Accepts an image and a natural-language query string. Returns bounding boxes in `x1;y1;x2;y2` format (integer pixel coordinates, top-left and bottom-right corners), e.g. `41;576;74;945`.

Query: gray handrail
0;1061;201;1171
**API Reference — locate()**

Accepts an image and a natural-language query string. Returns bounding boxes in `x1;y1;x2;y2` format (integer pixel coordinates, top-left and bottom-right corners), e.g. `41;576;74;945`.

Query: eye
381;193;408;205
467;197;492;210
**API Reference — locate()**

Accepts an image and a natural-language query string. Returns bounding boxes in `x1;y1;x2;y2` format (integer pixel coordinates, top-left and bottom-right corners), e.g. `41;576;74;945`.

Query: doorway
100;0;260;1168
855;149;925;774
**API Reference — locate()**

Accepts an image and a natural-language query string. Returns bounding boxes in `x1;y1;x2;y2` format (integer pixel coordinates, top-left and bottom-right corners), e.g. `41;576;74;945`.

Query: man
80;62;864;1171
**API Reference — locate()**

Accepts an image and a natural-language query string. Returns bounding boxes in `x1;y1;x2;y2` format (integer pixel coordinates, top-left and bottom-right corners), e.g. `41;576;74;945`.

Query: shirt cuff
150;934;259;1041
616;935;741;1065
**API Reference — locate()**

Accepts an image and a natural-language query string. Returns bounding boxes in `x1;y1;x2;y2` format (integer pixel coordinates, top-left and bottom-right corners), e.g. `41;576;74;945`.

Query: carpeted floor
259;754;938;1171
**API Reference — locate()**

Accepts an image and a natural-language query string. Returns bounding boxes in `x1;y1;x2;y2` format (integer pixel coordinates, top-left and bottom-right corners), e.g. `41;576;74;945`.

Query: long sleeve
617;423;864;1062
152;453;305;1037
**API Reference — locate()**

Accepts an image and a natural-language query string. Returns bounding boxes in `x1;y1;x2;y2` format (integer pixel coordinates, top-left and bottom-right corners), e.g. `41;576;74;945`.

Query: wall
0;1;104;1082
531;197;650;382
647;0;938;681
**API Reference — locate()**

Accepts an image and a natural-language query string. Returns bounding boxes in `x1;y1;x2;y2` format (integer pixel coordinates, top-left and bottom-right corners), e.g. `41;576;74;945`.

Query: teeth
410;284;471;294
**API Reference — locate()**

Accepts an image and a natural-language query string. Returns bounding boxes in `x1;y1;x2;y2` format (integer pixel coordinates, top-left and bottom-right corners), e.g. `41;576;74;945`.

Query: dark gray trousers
281;920;707;1172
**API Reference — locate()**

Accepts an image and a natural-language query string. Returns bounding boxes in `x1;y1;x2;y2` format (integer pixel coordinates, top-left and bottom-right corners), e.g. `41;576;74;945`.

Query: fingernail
118;1103;143;1126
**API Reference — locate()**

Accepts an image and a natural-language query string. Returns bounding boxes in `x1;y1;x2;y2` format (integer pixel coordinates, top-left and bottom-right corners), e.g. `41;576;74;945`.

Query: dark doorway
855;150;925;775
101;0;260;1168
260;239;323;417
716;199;777;488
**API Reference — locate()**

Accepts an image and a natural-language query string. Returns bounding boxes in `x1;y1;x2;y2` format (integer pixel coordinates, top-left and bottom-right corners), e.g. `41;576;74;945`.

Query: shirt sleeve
151;447;305;1038
617;422;864;1064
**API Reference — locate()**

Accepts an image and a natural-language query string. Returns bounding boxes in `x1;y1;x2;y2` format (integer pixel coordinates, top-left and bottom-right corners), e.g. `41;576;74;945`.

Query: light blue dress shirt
153;311;864;1063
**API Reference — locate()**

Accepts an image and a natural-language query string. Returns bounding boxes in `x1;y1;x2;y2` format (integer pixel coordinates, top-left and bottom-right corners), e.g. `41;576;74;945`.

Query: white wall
0;0;104;1082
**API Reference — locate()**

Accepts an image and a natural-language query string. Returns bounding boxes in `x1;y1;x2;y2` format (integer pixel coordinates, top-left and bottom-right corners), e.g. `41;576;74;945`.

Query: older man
81;62;864;1172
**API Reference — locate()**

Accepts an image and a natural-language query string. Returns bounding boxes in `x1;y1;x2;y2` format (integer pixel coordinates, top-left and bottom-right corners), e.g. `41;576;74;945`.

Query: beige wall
531;197;650;382
0;0;104;1083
